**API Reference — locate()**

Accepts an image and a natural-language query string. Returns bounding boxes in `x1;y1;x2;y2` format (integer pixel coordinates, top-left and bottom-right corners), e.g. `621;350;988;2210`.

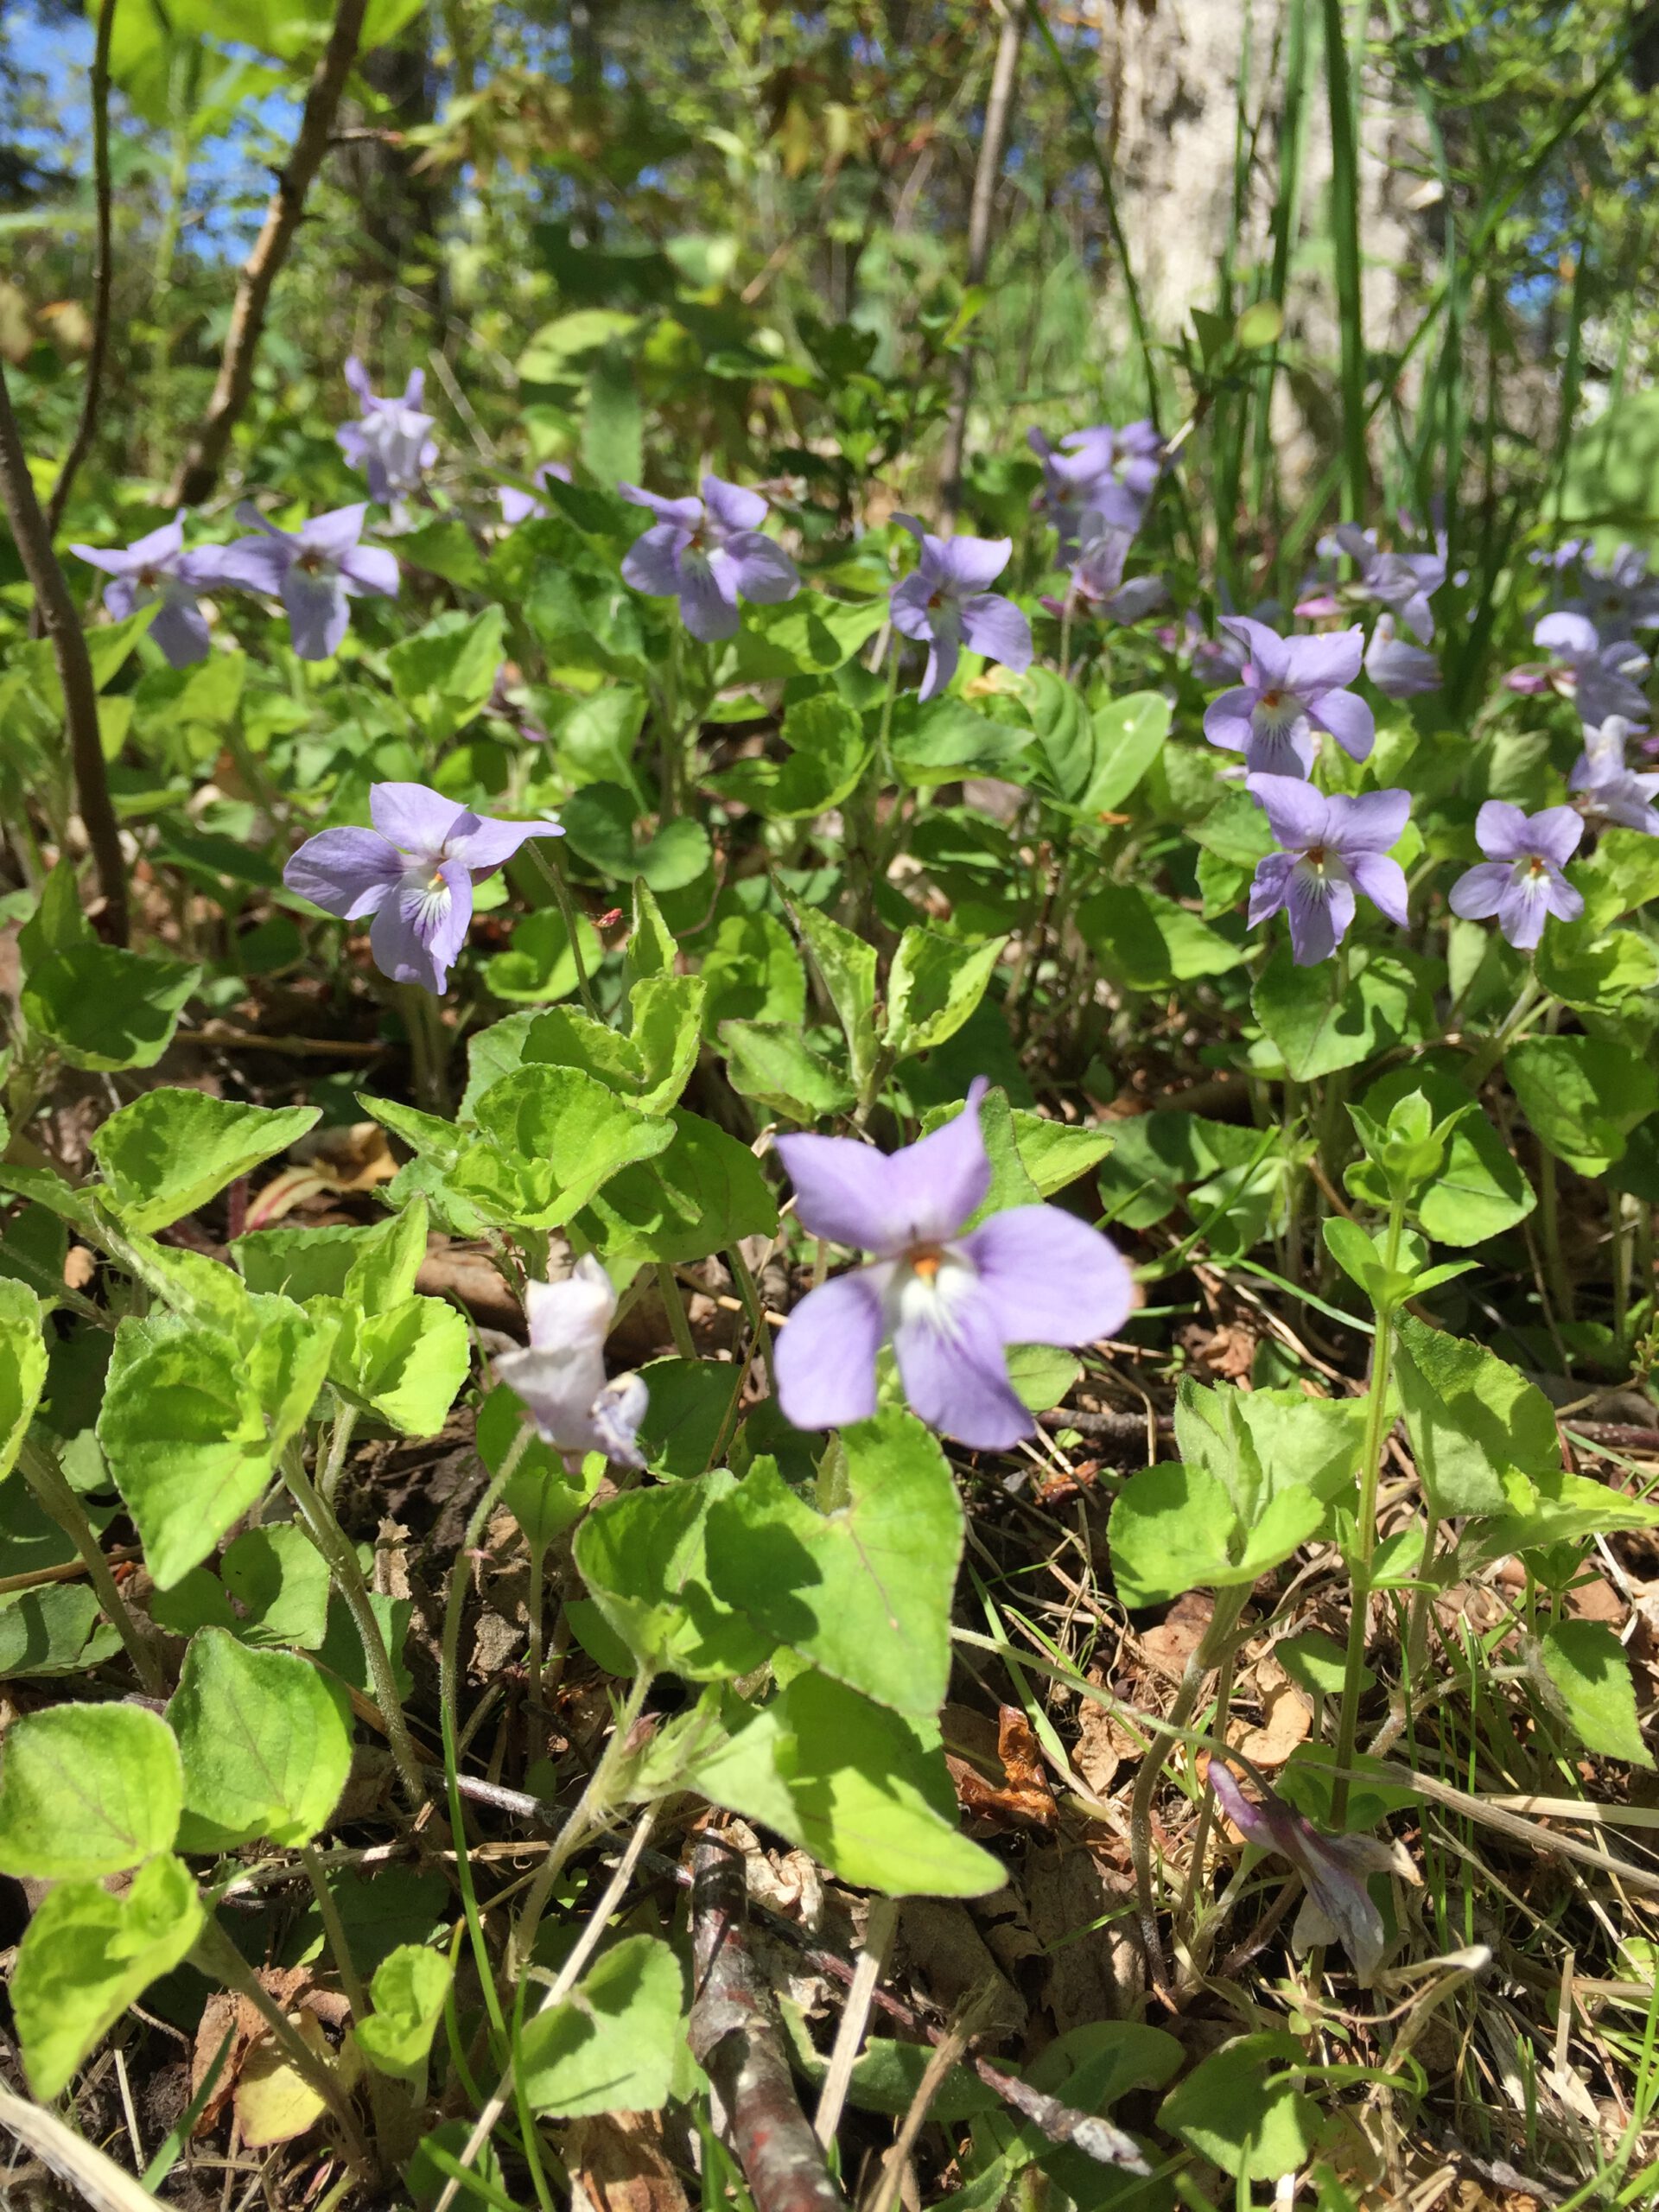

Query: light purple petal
774;1268;885;1431
1220;615;1290;687
774;1134;899;1251
887;571;936;643
1286;861;1354;964
721;532;800;606
918;632;959;702
959;1205;1134;1348
215;536;295;594
1307;686;1375;761
1493;873;1552;950
149;596;212;669
1243;718;1317;779
622;522;692;597
886;1078;993;1245
677;556;741;641
1536;609;1599;658
1448;861;1511;922
370;856;474;994
960;592;1033;673
1248;772;1331;851
1103;576;1168;623
127;517;188;567
340;543;400;598
100;575;140;621
702;475;770;532
1281;626;1365;692
590;1374;648;1467
283;827;404;919
283;567;351;659
344;355;374;404
619;483;704;529
1203;690;1260;754
70;543;139;579
1248;851;1294;926
443;813;564;872
1347;851;1410;927
1542;871;1585;924
931;534;1013;593
298;504;370;560
1330;787;1410;854
892;1282;1033;1450
372;782;467;860
1526;804;1586;869
1472;800;1531;863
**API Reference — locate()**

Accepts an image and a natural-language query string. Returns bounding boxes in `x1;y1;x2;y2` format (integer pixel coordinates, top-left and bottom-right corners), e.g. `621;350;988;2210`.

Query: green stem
527;839;599;1019
317;1402;359;1510
1612;1189;1632;1356
1331;1192;1406;1827
17;1436;165;1695
726;1243;775;1388
505;1666;653;1981
301;1840;415;2161
1539;1147;1575;1323
1130;1584;1250;1985
397;984;449;1116
281;1446;423;1804
1461;971;1541;1090
656;1263;700;1361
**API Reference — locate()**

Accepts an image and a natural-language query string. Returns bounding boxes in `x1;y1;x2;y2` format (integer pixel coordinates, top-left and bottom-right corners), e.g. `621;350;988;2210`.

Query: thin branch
690;1836;850;2212
0;357;129;942
938;0;1027;523
42;0;118;535
168;0;369;508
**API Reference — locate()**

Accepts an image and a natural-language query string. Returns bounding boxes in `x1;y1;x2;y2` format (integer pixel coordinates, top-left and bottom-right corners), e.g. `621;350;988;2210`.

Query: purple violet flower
1364;613;1441;699
68;518;224;670
217;503;398;660
889;518;1033;702
498;460;573;527
1028;423;1163;551
337;358;438;504
493;1255;648;1465
283;780;563;993
619;474;800;641
1207;1761;1414;1987
1569;717;1659;836
1555;543;1659;645
1246;773;1411;965
1325;524;1446;644
1065;512;1167;623
772;1078;1133;1451
1448;802;1585;950
1204;617;1375;777
1530;611;1651;731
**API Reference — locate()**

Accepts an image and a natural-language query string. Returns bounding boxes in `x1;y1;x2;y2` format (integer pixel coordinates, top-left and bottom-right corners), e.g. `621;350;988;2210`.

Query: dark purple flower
1570;717;1659;836
619;474;799;641
498;460;573;527
889;519;1033;702
1448;802;1584;950
217;503;398;661
68;518;225;670
337;358;438;504
1325;524;1446;644
1531;611;1651;731
773;1078;1133;1451
493;1255;647;1465
283;780;563;994
1246;773;1411;965
1364;613;1440;699
1208;1761;1414;1986
1205;617;1374;777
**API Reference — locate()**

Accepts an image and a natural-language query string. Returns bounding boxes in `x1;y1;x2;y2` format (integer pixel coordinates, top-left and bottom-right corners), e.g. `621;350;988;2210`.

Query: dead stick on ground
690;1835;849;2212
42;0;118;536
0;358;129;942
168;0;369;508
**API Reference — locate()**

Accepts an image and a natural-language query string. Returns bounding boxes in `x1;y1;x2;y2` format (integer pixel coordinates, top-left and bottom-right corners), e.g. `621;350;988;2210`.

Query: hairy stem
42;0;118;533
16;1436;164;1696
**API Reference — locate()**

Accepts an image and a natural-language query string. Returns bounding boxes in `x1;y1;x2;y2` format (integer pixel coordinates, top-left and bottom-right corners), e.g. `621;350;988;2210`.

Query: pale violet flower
218;503;398;660
773;1078;1132;1451
498;459;572;527
1448;803;1585;950
1364;613;1440;699
69;517;226;670
1028;422;1163;552
1529;611;1650;731
1247;774;1411;965
1205;617;1374;778
620;474;799;640
1570;717;1659;836
889;519;1033;702
338;358;438;504
1324;524;1446;643
493;1256;647;1465
283;780;563;994
1555;543;1659;645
